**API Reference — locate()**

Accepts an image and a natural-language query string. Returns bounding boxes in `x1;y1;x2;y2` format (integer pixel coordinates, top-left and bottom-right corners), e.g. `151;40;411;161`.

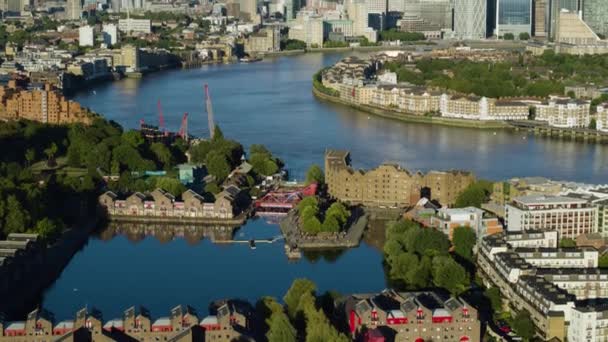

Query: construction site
138;84;216;144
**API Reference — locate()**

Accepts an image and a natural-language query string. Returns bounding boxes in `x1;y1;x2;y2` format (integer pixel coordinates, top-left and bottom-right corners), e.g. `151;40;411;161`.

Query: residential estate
0;81;93;125
478;230;608;341
342;289;480;342
0;302;254;342
98;187;244;220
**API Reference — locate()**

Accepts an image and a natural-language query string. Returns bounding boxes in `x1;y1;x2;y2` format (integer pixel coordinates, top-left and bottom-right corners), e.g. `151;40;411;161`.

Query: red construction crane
204;84;215;139
157;99;165;132
178;112;188;141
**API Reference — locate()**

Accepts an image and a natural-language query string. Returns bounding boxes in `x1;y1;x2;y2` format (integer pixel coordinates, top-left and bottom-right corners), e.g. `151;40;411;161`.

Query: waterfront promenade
313;86;608;143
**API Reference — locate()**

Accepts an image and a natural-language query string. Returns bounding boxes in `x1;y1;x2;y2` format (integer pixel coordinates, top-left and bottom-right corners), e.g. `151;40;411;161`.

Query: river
40;52;608;320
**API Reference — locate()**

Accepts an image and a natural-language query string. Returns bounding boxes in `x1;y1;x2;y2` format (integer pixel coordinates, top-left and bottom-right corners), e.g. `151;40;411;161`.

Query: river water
41;52;608;319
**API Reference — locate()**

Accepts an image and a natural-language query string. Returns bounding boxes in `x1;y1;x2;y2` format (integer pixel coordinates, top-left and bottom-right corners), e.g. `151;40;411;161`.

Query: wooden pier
508;120;608;144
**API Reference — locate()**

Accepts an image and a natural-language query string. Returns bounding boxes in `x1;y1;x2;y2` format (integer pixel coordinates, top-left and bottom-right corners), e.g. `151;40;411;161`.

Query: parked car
497;320;511;334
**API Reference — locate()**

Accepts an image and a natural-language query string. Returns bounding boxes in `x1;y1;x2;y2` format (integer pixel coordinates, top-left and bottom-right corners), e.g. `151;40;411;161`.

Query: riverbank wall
0;219;98;319
107;214;247;226
312;86;510;130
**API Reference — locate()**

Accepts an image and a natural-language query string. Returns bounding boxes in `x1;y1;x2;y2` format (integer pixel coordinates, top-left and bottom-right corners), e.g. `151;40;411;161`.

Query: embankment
107;214;247;226
312;86;510;130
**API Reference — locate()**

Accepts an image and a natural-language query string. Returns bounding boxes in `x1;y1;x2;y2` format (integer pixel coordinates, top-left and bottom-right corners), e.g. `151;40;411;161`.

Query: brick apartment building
0;81;93;125
325;150;474;208
99;186;243;220
0;301;254;341
342;289;480;342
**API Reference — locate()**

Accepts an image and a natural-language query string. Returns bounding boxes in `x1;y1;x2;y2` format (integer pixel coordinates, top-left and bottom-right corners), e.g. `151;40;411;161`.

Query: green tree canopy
432;256;469;295
512;310;535;340
267;310;297;342
484;287;503;314
559;238;576;248
283;278;317;320
305;165;324;185
452;226;477;261
154;177;186;196
455;180;493;208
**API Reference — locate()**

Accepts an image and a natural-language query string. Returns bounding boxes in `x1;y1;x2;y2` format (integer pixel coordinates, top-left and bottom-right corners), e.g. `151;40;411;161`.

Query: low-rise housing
99;186;243;220
342;290;480;342
429;206;503;241
0;302;254;341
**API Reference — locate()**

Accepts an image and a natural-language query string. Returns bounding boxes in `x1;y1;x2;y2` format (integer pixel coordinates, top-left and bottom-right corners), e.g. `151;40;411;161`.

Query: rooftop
512;195;588;205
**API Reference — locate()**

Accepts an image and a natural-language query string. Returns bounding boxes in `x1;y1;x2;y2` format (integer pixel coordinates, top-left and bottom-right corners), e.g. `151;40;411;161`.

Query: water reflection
97;222;238;246
42;218;386;319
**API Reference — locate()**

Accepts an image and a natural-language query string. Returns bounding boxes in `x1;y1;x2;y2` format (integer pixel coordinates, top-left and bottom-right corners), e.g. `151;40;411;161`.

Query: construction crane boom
178;112;188;142
204;84;215;139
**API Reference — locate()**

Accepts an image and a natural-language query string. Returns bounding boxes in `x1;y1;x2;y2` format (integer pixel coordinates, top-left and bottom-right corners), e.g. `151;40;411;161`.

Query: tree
390;252;419;283
600;254;608;268
205;150;231;182
455;180;493;208
25;148;36;166
33;218;62;242
512;310;535;340
321;215;340;233
283;279;316;320
302;217;322;234
559;238;576;248
283;39;307;50
484;287;503;314
325;202;350;227
267;311;297;342
297;196;319;214
305;165;324;185
122;131;145;148
452;226;477;261
155;177;186;196
4;195;30;235
250;153;278;176
44;142;58;165
204;182;222;195
150;142;174;168
589;118;597;130
432;256;469;295
503;33;515;40
518;32;530;40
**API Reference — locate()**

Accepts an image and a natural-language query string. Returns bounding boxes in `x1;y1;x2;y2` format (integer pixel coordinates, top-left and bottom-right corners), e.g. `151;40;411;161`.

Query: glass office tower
583;0;608;36
496;0;532;36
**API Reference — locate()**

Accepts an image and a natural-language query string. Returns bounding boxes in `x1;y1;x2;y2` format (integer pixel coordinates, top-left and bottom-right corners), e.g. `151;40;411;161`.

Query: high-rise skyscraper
419;0;453;30
454;0;487;39
583;0;608;36
547;0;579;39
495;0;532;36
533;0;548;37
66;0;82;20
